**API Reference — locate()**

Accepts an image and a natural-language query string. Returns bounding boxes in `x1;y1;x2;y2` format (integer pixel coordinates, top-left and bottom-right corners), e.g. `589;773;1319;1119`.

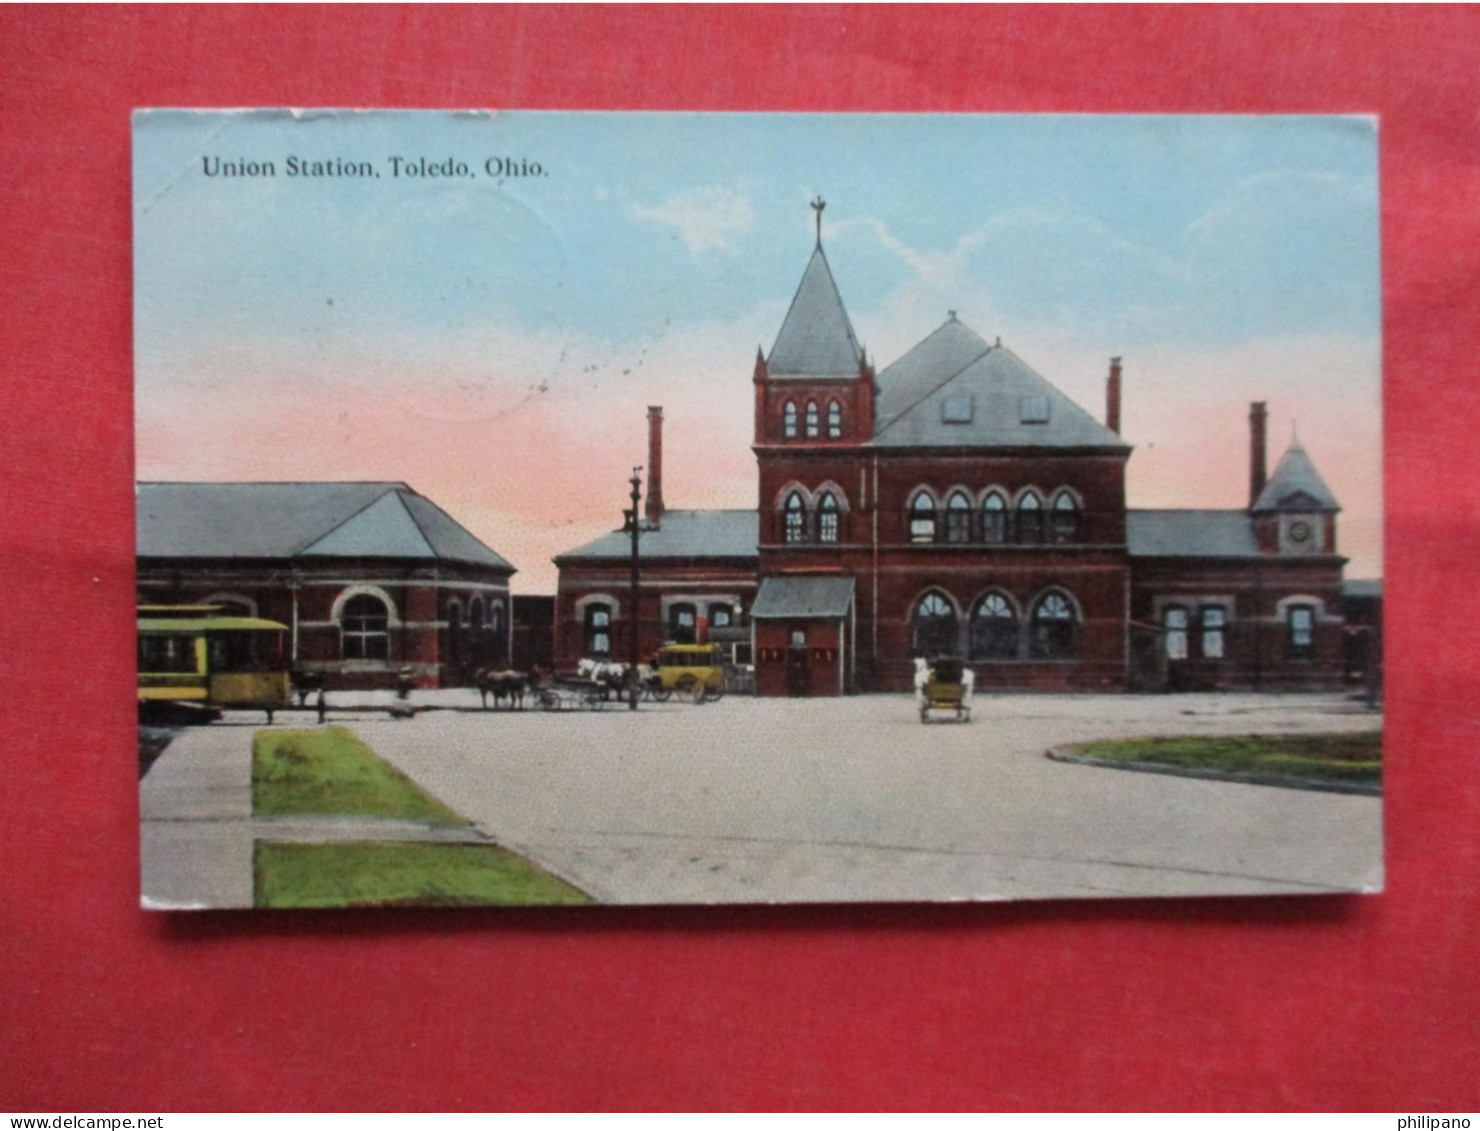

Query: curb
1044;745;1382;797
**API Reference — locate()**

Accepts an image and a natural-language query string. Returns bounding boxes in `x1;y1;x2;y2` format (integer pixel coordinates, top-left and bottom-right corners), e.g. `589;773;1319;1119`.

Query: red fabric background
1;5;1475;1112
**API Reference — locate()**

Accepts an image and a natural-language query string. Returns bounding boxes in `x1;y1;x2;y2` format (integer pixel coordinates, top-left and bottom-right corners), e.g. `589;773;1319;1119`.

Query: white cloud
627;187;756;254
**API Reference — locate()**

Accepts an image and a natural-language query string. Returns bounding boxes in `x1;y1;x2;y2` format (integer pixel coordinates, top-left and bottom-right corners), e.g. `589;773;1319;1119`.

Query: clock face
1290;520;1313;544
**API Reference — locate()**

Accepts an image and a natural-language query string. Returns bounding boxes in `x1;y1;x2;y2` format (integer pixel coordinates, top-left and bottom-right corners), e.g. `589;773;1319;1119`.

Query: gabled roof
872;320;1128;450
750;575;855;619
137;482;514;571
766;246;863;379
554;509;759;563
1127;509;1261;558
1252;440;1340;512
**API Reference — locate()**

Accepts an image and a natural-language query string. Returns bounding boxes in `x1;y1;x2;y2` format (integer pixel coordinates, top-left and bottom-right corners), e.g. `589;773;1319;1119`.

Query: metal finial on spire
811;195;826;246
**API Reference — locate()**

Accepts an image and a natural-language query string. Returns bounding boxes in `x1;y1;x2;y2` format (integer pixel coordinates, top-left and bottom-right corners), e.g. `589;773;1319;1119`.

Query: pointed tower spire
767;202;861;379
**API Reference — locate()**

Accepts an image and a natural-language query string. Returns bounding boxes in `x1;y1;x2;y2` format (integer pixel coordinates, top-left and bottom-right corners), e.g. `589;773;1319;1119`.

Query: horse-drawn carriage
915;657;973;723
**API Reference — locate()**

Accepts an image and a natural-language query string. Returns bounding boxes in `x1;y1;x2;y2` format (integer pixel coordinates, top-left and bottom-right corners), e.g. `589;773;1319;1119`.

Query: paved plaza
140;691;1383;907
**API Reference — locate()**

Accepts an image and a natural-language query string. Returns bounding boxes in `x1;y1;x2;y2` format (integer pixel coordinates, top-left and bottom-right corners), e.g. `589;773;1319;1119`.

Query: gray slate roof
137;482;514;571
750;575;856;619
767;246;863;379
872;319;1128;450
1126;509;1261;558
1252;440;1340;512
554;509;760;562
1342;579;1382;599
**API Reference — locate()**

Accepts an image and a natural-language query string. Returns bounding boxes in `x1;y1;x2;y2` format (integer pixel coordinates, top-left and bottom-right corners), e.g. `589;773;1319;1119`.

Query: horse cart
917;657;973;724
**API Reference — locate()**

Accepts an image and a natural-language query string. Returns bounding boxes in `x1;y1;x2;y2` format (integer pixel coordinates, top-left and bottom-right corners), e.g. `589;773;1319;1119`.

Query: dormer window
942;394;974;424
827;400;843;439
782;401;797;439
1019;394;1049;424
805;401;820;438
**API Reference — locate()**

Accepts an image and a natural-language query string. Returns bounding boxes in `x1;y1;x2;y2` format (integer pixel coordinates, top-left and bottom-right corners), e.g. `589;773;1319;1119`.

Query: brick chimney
1106;356;1122;435
645;405;665;527
1249;401;1268;508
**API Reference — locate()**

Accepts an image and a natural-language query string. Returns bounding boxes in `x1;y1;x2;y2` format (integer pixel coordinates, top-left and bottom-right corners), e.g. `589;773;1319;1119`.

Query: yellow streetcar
137;606;291;722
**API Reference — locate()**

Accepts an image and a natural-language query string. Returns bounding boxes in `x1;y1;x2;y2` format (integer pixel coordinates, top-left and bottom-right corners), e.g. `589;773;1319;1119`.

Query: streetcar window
139;634;198;673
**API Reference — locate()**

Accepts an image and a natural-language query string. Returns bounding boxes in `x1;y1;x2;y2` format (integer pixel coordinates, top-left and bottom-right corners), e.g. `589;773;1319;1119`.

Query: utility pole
626;466;643;710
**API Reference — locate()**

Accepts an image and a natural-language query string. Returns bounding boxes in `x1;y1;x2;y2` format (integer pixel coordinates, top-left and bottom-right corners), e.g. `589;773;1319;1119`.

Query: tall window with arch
782;401;797;439
1017;491;1044;544
1287;605;1316;661
783;492;808;544
827;400;842;439
911;592;959;657
1029;591;1077;660
804;401;820;438
469;597;486;666
981;492;1007;544
1051;491;1081;543
584;603;612;658
1164;606;1189;661
909;491;937;544
341;593;390;662
669;602;698;645
1201;606;1226;660
970;593;1019;661
817;491;841;543
945;491;972;544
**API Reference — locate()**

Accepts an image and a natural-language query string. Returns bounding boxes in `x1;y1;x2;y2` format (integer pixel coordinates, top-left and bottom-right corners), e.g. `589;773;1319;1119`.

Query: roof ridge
872;329;994;440
289;484;419;557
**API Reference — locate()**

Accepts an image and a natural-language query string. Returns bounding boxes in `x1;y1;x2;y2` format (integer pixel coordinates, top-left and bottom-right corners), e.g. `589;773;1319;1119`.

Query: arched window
805;401;820;438
970;593;1020;661
1017;491;1044;545
911;592;959;657
827;400;843;439
909;491;937;544
1051;491;1080;544
1201;607;1226;660
1287;605;1316;661
981;492;1007;544
341;593;390;661
584;603;612;658
470;596;485;635
945;491;972;544
1164;606;1189;661
1030;591;1077;660
783;401;797;439
817;491;841;543
784;492;808;544
669;602;698;645
708;603;734;630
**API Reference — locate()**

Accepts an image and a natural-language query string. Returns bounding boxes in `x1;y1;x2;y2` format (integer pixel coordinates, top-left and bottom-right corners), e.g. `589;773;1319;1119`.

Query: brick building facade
137;482;515;690
554;218;1352;695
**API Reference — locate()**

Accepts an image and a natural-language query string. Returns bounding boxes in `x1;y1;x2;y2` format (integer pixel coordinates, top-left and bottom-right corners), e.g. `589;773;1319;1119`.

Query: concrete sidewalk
138;721;487;910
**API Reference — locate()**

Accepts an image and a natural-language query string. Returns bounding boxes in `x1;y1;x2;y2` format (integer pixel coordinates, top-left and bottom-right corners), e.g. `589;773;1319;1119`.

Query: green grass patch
1068;731;1382;788
252;727;465;824
253;841;594;908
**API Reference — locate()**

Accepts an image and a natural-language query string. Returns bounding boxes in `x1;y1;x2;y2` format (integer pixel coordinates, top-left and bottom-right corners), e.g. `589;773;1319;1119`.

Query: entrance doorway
786;628;810;697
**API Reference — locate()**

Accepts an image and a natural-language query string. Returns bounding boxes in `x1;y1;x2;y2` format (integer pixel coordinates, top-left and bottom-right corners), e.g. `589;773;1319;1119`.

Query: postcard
134;110;1383;908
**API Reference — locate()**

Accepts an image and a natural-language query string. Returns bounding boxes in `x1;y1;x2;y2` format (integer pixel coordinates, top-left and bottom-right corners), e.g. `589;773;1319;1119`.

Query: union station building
553;213;1357;696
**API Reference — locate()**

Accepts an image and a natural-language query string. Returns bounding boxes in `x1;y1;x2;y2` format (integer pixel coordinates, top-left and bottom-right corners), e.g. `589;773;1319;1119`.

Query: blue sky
135;110;1382;589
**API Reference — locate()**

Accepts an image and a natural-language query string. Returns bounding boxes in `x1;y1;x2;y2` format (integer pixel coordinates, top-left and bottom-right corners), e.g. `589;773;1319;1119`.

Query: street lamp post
626;466;643;711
